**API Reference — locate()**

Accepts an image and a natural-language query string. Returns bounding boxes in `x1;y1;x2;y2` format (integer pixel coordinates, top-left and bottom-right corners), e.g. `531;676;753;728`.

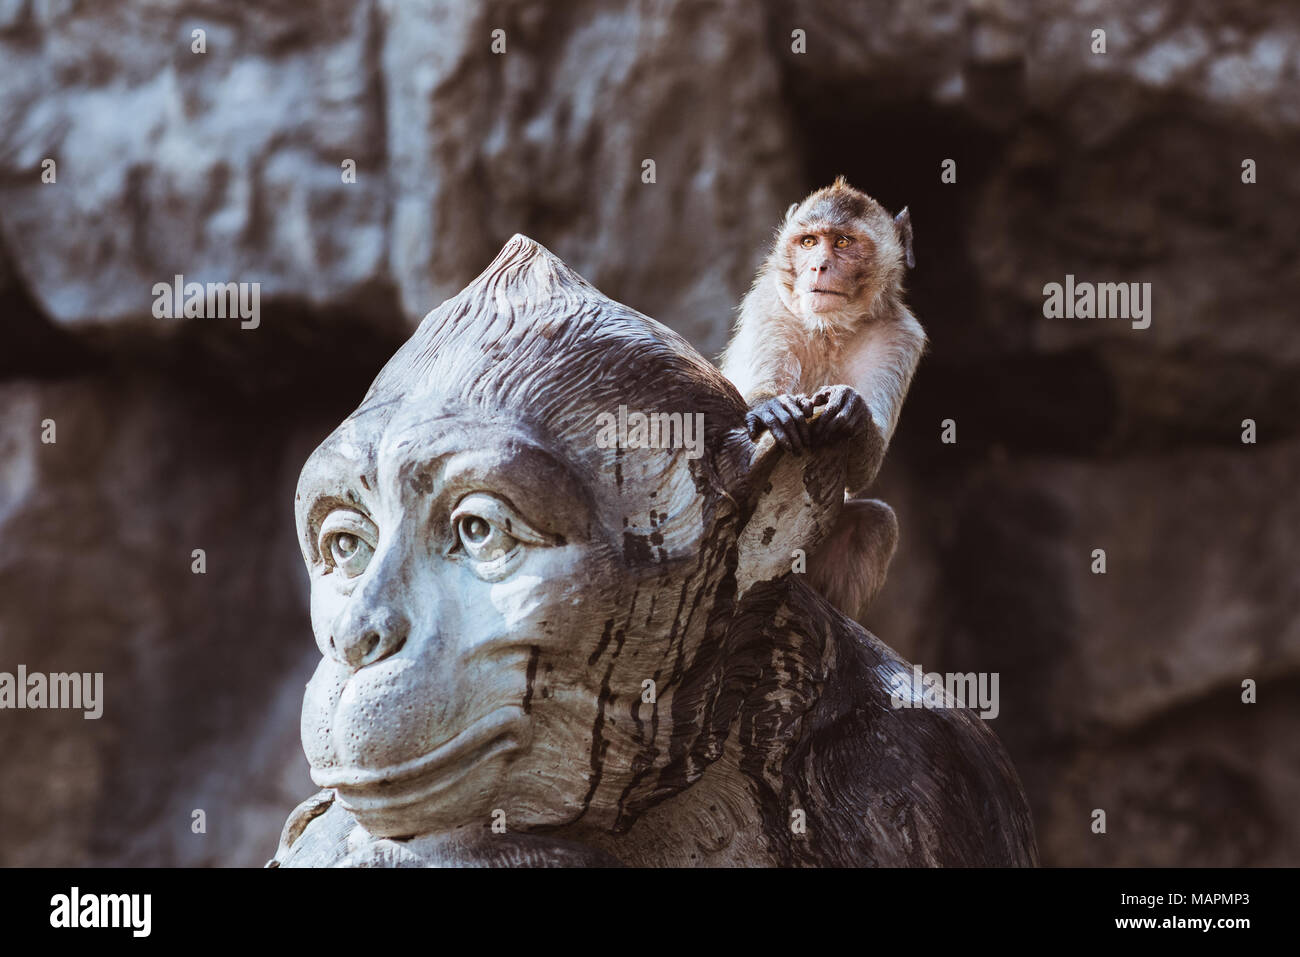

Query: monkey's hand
745;393;819;455
808;384;869;441
809;384;886;491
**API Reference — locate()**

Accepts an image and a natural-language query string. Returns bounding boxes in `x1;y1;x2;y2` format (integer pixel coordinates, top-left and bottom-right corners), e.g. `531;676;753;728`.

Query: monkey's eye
449;493;550;575
318;510;377;579
800;236;817;248
834;235;853;248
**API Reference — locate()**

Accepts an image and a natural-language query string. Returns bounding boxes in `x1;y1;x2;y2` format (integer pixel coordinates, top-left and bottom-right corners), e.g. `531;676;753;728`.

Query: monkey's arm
721;296;819;453
719;285;804;402
852;311;925;449
822;311;926;492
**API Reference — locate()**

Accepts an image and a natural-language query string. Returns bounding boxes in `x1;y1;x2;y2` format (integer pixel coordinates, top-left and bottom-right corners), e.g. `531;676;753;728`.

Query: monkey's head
774;175;914;332
293;236;848;842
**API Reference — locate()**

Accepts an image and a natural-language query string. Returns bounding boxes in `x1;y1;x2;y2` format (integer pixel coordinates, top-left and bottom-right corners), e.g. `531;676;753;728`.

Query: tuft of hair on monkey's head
772;176;915;329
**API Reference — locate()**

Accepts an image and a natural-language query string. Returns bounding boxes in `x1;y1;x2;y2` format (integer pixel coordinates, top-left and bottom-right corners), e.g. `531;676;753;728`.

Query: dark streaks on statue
522;644;540;714
587;618;614;668
578;626;627;820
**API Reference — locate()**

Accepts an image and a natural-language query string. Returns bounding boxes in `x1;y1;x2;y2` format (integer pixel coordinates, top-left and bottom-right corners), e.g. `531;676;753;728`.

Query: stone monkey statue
269;235;1036;867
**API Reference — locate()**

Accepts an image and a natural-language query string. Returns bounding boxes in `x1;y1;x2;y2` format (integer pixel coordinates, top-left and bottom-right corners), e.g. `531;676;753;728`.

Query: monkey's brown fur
720;176;926;620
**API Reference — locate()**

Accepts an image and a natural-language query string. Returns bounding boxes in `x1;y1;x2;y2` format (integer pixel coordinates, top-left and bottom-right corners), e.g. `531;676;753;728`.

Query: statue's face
287;234;833;845
294;395;716;839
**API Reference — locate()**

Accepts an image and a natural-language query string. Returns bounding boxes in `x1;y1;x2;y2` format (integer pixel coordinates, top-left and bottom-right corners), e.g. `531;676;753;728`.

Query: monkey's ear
785;202;799;221
894;207;915;268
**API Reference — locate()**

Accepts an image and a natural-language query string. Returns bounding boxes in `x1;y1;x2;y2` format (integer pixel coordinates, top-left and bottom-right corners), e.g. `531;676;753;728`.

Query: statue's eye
800;236;817;248
460;516;491;545
834;235;852;248
332;533;360;559
449;493;551;576
454;513;517;561
318;510;377;579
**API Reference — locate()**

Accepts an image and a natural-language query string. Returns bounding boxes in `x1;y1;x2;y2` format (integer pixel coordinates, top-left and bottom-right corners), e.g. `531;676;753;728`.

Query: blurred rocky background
1;0;1297;866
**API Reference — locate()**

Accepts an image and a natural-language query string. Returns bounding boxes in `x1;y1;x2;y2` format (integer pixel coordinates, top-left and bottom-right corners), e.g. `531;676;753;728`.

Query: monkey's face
777;184;908;329
783;225;879;319
293;396;728;839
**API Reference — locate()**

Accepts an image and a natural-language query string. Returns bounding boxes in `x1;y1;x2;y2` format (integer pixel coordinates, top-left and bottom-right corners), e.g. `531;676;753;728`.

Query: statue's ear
727;428;848;597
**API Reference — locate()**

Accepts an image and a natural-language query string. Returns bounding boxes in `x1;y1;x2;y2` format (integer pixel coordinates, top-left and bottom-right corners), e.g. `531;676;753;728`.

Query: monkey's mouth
808;287;848;297
312;705;528;811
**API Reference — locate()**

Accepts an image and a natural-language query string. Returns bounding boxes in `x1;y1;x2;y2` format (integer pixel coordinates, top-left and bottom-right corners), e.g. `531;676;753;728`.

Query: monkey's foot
806;497;899;621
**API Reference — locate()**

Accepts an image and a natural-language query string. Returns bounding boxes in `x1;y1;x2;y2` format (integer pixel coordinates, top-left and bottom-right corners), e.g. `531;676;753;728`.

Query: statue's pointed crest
369;235;621;404
365;233;736;425
460;233;597;316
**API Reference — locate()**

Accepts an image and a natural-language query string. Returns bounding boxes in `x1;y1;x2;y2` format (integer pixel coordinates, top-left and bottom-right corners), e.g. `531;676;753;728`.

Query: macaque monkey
720;176;926;619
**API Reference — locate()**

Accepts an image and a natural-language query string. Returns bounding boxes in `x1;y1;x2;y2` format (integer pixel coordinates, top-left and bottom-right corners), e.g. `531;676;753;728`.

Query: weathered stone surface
0;0;392;327
872;438;1300;734
0;0;798;353
1036;687;1300;867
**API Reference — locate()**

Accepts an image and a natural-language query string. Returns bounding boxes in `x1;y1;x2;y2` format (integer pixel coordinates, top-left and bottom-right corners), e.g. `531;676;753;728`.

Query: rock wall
1;0;1296;866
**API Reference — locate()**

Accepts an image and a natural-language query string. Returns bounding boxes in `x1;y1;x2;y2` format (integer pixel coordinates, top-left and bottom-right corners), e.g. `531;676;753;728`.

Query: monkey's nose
329;606;409;670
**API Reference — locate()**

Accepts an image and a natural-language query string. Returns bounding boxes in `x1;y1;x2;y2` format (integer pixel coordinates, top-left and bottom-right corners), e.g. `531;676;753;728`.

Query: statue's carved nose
330;606;409;670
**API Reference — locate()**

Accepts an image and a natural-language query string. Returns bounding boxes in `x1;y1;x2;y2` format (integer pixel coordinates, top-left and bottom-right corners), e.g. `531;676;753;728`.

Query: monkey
719;176;926;621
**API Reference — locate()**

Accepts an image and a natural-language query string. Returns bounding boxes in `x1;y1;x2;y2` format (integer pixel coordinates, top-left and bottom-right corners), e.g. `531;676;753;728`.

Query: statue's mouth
311;705;528;810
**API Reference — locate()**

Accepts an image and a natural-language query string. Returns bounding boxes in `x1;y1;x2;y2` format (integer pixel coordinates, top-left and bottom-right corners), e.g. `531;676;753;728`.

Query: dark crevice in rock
902;350;1121;460
77;300;408;410
0;251;98;380
777;81;1300;459
1;241;408;415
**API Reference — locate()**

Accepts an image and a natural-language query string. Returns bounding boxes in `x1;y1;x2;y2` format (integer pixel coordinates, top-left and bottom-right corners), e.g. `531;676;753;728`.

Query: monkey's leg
805;497;899;622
